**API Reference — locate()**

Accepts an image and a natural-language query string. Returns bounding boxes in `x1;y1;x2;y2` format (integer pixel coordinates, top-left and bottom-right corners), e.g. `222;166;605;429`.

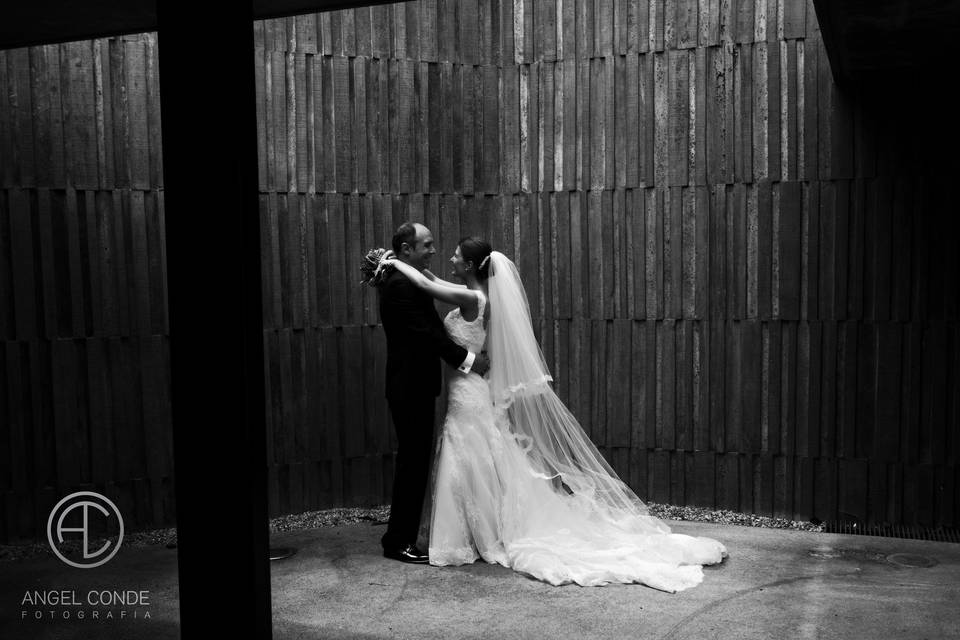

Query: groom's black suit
379;268;468;551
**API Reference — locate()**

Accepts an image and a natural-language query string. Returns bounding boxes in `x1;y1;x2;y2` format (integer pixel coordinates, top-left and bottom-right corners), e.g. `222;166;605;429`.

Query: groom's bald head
393;222;435;271
392;222;418;253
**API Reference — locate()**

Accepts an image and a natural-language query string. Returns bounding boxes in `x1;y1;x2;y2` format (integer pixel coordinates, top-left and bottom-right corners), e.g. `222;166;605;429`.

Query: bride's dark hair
459;237;493;280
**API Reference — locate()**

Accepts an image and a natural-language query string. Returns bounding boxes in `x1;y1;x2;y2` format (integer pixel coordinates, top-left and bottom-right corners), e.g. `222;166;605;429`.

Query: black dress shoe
383;544;429;564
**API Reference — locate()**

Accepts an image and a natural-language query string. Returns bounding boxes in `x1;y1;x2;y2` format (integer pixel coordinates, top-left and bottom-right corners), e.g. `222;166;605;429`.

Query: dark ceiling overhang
812;0;960;85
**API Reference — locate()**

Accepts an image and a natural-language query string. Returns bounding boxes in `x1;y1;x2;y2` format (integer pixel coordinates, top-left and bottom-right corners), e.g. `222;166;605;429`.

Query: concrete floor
2;520;959;639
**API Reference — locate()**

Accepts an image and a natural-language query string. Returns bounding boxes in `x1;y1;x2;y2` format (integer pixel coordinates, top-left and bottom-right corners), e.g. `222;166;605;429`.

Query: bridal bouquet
360;247;394;288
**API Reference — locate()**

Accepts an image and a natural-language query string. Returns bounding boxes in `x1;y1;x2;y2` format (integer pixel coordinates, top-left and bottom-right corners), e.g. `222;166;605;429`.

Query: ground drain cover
808;546;886;562
270;547;297;561
886;553;937;568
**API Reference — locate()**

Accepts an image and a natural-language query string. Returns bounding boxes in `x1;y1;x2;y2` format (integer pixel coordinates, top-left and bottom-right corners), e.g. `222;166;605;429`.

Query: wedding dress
426;252;727;592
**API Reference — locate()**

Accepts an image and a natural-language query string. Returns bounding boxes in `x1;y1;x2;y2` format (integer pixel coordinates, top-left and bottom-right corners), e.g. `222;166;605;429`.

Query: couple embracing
376;221;727;592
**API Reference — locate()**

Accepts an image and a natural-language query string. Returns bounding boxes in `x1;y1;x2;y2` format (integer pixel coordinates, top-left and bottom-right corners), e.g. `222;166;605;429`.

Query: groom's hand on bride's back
472;352;490;377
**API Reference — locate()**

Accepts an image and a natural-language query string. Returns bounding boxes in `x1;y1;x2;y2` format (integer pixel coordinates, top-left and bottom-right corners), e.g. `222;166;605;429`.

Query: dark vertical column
155;3;270;638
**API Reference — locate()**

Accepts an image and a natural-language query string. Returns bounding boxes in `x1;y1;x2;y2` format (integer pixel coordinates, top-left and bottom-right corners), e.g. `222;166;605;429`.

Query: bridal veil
485;251;671;536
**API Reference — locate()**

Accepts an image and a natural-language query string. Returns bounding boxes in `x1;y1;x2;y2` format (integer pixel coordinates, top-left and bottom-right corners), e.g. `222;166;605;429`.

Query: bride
382;238;727;592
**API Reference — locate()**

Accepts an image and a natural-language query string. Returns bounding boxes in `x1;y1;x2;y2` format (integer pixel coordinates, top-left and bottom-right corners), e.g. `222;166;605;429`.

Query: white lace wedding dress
427;291;727;592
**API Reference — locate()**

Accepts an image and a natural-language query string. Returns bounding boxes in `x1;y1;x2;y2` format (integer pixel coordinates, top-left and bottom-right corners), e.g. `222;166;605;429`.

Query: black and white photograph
1;0;959;638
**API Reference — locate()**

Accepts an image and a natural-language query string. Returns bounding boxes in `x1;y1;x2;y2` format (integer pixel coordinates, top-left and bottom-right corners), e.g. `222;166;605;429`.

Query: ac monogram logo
47;491;125;569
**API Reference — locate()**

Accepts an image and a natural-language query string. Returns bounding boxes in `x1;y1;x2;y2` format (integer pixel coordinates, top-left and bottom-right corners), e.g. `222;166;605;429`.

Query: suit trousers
382;393;436;551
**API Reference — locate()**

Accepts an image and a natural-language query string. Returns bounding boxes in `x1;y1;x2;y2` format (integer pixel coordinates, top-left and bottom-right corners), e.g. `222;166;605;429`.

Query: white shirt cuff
457;351;476;374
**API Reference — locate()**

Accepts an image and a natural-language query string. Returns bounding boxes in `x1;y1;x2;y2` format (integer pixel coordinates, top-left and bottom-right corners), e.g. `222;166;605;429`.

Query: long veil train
484;251;671;535
420;250;727;591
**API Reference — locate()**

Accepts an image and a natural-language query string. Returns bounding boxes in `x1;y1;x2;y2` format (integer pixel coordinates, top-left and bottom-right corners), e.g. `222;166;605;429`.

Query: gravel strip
0;527;179;564
269;505;392;532
645;503;824;533
0;503;819;564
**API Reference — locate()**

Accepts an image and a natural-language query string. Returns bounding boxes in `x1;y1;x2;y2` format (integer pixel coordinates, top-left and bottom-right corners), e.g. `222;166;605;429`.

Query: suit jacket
379;268;468;399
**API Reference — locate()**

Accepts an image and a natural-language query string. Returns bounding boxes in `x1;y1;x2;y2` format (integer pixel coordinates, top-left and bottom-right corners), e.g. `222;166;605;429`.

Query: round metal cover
269;547;297;561
886;553;937;568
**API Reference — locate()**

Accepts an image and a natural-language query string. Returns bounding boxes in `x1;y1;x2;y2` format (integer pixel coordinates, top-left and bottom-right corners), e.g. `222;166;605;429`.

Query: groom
378;222;489;563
